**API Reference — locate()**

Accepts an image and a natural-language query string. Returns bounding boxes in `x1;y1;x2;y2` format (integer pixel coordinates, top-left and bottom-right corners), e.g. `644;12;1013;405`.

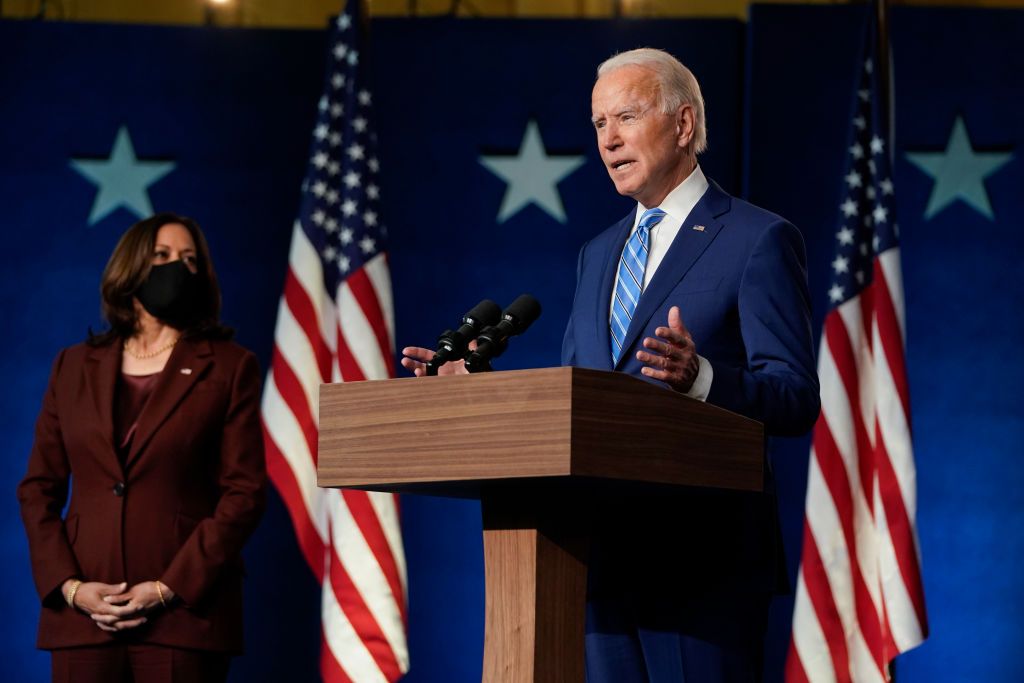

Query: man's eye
594;120;605;130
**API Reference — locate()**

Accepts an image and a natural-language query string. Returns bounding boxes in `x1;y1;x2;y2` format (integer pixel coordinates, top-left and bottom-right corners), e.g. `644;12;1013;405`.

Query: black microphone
464;294;542;373
425;299;502;376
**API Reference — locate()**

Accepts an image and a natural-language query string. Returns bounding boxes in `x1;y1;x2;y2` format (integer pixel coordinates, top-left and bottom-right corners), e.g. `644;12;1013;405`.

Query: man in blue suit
402;47;819;683
562;49;820;682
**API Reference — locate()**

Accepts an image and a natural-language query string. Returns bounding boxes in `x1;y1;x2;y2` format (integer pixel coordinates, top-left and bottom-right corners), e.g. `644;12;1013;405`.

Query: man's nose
599;122;622;149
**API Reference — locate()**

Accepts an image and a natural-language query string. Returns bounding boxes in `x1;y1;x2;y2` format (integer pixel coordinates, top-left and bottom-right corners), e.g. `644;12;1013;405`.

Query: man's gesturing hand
401;346;470;377
636;306;700;392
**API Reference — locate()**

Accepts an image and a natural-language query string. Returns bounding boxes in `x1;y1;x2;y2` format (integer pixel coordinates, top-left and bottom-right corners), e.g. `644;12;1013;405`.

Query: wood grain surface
318;367;764;493
482;497;587;683
317;368;766;682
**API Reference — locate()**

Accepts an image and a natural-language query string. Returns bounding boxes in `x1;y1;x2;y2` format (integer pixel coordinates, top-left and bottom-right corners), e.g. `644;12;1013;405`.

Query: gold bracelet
154;580;167;608
65;579;82;608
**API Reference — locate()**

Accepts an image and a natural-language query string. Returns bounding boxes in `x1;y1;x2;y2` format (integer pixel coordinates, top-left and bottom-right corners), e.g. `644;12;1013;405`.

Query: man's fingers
636;349;656;366
399;357;422;371
653;326;690;347
643;336;686;360
401;347;435;362
640;366;671;381
643;337;671;358
636;349;680;372
664;308;697;349
637;312;700;393
402;348;437;377
400;357;429;378
667;306;689;334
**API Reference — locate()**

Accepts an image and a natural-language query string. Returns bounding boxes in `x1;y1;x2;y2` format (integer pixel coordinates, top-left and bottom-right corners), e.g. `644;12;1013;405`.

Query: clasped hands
402;305;700;393
64;579;176;632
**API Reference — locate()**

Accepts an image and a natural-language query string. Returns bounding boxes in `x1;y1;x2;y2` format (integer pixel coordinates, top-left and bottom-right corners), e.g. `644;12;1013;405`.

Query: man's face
591;65;690;208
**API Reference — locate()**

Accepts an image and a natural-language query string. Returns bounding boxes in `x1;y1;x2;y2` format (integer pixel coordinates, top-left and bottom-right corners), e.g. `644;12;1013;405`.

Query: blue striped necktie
610;207;666;364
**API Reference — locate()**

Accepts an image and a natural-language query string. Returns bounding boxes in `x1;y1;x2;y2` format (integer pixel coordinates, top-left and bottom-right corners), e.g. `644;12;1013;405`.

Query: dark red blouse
114;372;159;461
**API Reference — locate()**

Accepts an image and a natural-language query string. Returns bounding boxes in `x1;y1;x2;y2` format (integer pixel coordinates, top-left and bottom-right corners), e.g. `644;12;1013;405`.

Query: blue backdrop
1;6;1021;682
746;7;1024;681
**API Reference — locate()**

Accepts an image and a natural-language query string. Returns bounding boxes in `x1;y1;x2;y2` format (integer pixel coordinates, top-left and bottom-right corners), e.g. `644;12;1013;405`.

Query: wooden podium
318;367;764;683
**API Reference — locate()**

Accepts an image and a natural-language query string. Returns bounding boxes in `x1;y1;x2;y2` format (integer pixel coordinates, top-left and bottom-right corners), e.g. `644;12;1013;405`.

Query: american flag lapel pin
692;224;706;232
180;368;193;375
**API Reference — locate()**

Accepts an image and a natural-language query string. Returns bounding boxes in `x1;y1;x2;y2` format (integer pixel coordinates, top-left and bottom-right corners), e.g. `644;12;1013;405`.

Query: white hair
597;48;707;154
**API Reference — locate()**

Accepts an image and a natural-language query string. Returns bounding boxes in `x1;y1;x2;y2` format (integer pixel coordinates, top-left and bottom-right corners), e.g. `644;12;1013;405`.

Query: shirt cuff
685;354;713;401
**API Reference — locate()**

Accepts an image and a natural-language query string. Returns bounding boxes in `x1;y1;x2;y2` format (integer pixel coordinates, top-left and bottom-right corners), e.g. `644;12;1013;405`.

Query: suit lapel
84;341;122;474
126;338;213;467
594;211;636;369
615;182;731;369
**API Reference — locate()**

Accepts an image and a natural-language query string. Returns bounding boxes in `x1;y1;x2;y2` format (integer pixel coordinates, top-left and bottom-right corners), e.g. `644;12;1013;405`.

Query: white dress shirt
612;164;714;401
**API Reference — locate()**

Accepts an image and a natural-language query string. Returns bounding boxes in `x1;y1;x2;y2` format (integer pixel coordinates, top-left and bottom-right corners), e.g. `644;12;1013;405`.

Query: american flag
786;15;928;683
260;2;409;681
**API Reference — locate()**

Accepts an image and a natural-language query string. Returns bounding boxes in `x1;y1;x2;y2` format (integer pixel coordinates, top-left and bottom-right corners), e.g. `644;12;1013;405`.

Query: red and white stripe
262;221;409;682
787;247;927;682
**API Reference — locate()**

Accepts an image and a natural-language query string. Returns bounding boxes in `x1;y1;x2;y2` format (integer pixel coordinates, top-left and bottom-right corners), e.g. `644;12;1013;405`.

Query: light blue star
70;126;176;226
480;120;586;224
905;116;1013;221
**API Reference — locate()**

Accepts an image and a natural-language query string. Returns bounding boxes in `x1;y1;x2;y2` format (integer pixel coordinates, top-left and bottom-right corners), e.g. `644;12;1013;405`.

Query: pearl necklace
124;337;179;360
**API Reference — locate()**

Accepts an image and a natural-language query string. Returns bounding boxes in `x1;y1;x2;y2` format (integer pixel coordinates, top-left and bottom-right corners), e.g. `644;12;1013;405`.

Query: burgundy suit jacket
17;336;266;652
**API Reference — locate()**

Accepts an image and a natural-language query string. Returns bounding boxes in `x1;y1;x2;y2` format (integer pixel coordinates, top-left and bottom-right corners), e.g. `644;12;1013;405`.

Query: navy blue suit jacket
562;179;819;435
561;179;819;608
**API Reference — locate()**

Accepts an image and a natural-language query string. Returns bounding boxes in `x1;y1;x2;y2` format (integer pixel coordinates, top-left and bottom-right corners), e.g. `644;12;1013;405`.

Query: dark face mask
135;260;200;326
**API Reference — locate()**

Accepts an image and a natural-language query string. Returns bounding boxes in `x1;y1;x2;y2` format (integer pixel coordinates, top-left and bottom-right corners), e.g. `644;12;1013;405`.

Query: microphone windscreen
504;294;542;332
465;299;502;327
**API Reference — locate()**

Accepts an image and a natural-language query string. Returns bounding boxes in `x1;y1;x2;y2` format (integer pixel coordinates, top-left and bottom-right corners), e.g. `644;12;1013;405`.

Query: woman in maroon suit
18;213;266;682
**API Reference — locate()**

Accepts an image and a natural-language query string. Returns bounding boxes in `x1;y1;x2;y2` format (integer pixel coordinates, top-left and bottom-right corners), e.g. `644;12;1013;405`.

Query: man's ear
676;104;695;148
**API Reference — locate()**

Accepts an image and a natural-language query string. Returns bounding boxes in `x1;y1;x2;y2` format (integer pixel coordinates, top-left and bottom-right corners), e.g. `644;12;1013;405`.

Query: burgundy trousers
51;643;230;683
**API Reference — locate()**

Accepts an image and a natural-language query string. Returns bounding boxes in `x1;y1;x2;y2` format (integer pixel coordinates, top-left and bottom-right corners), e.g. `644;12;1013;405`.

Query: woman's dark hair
88;212;232;345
